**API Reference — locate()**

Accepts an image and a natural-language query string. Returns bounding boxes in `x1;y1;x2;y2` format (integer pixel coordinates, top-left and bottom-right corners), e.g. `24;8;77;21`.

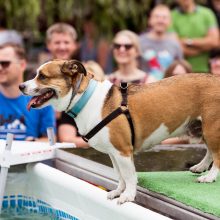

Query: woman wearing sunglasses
107;30;156;85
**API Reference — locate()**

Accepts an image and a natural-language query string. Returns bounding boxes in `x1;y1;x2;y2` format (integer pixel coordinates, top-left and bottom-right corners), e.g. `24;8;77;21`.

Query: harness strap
82;83;135;146
120;82;135;146
82;107;125;142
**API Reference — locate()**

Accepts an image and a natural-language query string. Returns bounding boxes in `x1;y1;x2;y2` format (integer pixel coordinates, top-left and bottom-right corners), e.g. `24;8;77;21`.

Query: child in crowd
210;49;220;76
164;59;193;78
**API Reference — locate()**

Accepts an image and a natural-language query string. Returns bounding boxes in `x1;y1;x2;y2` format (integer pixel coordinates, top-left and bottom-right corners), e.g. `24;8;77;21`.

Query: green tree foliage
0;0;209;40
0;0;151;38
0;0;40;32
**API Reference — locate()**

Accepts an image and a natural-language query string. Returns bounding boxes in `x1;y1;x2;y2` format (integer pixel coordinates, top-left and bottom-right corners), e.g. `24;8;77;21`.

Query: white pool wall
26;163;170;220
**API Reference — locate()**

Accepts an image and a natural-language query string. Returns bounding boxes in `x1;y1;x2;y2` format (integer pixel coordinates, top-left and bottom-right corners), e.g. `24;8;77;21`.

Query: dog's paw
190;164;206;173
107;190;121;200
117;192;135;205
197;175;216;183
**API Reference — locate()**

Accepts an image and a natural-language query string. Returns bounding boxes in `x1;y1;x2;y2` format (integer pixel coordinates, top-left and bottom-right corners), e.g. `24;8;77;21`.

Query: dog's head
19;59;87;111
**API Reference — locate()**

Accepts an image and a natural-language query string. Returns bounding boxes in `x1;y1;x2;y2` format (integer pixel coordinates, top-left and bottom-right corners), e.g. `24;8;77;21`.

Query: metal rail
0;127;57;213
0;133;13;213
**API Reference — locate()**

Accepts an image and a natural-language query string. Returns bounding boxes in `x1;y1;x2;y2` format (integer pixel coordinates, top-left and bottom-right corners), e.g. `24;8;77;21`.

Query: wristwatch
185;38;193;46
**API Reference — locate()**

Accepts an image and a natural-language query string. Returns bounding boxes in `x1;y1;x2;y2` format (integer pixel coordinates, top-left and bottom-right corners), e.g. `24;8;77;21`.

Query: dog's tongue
27;97;38;111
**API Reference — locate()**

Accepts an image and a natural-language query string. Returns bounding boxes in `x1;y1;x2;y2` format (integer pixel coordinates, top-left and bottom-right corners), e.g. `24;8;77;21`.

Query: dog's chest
74;80;114;153
89;128;115;153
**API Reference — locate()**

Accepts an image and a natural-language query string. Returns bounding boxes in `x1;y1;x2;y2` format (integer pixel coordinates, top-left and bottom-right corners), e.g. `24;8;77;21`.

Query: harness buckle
120;82;128;89
120;105;128;113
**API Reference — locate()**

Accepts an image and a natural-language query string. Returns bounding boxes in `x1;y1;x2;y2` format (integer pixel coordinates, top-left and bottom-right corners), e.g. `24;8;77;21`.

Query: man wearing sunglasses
0;43;56;141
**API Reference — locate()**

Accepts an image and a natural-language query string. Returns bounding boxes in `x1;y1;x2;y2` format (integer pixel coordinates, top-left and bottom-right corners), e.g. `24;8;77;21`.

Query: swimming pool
2;167;78;220
2;163;170;220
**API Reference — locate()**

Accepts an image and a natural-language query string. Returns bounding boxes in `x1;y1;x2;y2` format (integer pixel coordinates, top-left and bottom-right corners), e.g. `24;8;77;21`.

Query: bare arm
36;136;52;142
25;136;55;142
180;43;202;57
190;28;219;50
97;39;110;71
161;137;189;145
181;28;219;54
58;124;89;148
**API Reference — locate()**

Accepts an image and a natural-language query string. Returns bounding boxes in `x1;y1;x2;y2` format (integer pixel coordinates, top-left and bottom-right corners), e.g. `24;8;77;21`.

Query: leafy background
0;0;207;41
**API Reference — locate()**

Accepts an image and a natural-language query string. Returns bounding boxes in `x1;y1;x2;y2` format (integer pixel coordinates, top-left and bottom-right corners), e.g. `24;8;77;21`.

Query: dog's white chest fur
74;80;114;153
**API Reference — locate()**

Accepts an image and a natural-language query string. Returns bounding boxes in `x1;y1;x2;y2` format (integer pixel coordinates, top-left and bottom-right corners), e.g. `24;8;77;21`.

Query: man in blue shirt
0;43;56;141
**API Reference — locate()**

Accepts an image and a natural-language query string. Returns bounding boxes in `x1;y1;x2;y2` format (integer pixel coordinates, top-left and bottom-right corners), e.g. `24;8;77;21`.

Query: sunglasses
0;61;11;69
113;43;134;50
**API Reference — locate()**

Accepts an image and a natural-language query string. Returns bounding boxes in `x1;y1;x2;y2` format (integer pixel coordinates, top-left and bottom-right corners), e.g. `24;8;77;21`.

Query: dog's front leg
113;153;137;205
107;154;126;200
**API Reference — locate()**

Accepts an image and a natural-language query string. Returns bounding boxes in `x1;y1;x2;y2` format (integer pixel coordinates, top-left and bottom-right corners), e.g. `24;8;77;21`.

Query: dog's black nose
19;83;26;91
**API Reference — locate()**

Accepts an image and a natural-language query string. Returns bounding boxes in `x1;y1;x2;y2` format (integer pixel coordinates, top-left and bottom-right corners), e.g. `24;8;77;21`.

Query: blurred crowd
1;0;220;146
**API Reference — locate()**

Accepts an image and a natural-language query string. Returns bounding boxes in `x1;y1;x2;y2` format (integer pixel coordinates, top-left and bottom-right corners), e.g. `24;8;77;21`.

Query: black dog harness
81;82;135;146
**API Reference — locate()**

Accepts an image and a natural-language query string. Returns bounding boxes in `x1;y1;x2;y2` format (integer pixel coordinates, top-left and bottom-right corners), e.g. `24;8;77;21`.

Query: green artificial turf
138;171;220;217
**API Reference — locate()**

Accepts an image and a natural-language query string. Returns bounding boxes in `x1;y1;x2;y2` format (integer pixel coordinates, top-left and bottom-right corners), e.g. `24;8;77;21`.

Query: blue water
1;195;78;220
2;168;78;220
0;207;52;219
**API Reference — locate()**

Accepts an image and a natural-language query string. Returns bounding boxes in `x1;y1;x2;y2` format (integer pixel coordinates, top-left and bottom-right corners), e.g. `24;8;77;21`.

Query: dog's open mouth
27;89;56;111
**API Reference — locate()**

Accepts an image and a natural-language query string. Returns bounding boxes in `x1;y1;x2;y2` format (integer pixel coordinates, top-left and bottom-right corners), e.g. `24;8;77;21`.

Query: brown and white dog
19;60;220;204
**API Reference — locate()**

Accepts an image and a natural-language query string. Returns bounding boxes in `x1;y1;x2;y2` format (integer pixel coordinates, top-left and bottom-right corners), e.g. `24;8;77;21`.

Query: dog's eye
38;73;47;81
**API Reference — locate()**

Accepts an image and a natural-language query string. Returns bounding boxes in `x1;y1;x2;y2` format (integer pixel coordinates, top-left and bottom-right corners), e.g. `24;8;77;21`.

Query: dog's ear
61;60;87;76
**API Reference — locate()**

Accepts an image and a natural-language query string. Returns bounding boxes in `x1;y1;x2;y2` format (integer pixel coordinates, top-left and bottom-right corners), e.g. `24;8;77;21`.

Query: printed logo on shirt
142;49;174;80
0;114;26;140
157;50;173;69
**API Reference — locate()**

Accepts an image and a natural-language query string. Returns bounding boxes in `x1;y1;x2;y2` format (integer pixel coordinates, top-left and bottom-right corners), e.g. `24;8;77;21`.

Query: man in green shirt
172;0;219;72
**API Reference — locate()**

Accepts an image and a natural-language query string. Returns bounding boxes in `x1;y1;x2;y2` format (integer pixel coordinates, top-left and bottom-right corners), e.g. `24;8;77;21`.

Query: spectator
139;4;183;81
171;0;219;72
164;59;192;78
46;22;79;61
207;0;220;29
210;49;220;76
45;23;89;148
108;30;154;85
0;43;55;141
207;0;220;51
83;60;105;81
80;12;113;74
